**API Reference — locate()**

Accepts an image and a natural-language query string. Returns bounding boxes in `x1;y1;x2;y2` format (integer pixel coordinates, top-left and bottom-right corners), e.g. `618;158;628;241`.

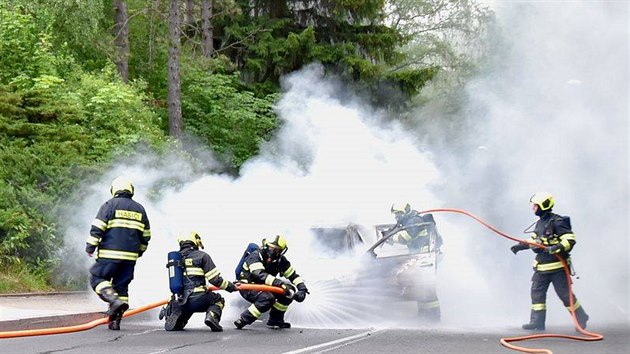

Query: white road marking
282;328;387;354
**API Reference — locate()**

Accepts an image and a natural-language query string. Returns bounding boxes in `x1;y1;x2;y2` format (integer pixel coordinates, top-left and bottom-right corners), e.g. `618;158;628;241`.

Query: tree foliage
0;5;165;287
0;0;494;291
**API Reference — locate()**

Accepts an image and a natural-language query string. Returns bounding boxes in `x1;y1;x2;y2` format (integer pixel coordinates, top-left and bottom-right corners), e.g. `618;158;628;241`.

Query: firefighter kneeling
159;231;237;331
234;235;309;329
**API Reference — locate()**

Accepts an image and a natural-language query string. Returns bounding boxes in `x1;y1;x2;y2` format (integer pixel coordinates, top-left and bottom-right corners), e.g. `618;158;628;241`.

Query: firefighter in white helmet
86;176;151;330
510;192;589;331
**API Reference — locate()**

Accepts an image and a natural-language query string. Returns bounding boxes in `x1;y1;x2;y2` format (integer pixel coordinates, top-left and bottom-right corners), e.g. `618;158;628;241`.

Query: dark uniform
390;211;443;253
234;236;308;329
388;206;443;321
162;239;237;332
86;178;150;330
511;193;589;330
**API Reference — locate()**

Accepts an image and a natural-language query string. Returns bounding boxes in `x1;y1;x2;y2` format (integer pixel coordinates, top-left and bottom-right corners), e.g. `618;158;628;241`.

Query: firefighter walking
234;235;309;329
159;231;237;331
85;176;151;330
510;192;589;331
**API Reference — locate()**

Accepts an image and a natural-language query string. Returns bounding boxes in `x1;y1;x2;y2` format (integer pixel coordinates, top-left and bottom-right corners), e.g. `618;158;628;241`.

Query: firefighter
159;231;238;331
510;192;589;331
385;203;443;322
386;203;443;253
233;235;309;329
85;176;151;330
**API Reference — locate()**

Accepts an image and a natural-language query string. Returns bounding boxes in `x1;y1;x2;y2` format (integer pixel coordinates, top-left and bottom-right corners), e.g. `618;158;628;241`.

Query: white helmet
110;176;134;196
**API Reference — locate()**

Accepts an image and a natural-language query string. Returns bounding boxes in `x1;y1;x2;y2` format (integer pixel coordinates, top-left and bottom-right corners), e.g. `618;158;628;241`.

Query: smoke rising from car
62;1;627;330
414;1;628;327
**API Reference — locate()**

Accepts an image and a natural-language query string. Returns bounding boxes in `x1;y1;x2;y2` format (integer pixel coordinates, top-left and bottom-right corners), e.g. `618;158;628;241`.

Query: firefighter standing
385;203;443;322
234;235;309;329
85;176;151;330
159;231;237;331
510;192;589;331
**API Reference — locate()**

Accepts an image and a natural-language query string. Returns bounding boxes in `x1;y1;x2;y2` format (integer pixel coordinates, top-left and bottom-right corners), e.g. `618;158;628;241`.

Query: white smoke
63;1;628;330
417;0;629;327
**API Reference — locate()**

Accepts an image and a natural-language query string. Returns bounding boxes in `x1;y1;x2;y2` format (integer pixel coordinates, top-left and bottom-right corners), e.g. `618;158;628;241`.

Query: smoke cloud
62;1;627;329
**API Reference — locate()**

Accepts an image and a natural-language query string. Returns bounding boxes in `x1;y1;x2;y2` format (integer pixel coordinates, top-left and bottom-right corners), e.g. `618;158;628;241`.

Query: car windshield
373;223;434;258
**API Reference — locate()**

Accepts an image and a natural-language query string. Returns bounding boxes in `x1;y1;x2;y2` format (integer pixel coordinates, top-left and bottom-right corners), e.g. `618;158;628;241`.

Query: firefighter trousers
89;260;135;301
238;289;293;324
164;291;225;331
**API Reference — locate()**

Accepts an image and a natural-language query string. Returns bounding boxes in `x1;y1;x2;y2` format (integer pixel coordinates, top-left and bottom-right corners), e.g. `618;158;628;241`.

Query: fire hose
419;208;603;354
0;208;606;352
0;283;283;339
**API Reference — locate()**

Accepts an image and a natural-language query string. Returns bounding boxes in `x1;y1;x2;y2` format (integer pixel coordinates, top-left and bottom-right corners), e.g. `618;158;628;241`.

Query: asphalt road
1;314;628;354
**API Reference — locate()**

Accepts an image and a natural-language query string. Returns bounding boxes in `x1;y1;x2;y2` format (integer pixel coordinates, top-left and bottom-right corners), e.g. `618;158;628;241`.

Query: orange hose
0;283;283;339
420;208;603;354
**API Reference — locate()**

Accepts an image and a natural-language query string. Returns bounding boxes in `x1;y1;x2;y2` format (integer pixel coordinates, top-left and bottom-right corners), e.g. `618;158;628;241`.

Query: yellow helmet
530;192;555;211
391;203;411;214
110;176;134;196
177;231;204;249
262;235;288;261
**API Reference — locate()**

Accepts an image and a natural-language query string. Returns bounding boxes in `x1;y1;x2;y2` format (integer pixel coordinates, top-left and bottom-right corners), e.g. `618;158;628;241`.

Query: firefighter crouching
86;176;151;330
234;235;309;329
510;192;589;331
159;231;237;331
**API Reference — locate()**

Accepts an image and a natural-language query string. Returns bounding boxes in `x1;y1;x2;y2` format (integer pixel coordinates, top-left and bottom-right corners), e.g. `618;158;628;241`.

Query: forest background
0;0;493;292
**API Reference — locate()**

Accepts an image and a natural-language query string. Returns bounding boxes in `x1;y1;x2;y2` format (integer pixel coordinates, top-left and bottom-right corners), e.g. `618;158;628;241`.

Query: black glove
85;244;96;257
293;290;307;303
225;282;238;293
545;245;562;254
510;243;528;254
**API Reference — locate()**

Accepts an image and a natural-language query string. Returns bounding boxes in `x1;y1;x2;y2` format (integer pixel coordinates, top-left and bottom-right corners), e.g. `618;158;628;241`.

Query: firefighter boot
99;287;129;330
522;310;546;331
233;318;248;329
234;308;258;329
108;311;122;330
267;308;291;329
204;311;223;332
164;301;187;331
574;306;589;330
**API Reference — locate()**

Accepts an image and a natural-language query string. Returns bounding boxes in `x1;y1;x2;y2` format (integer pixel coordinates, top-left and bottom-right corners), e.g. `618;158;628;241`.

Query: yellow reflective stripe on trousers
532;303;546;311
95;281;113;294
193;286;206;293
107;219;146;231
97;249;139;261
247;304;261;318
418;300;440;309
273;302;289;312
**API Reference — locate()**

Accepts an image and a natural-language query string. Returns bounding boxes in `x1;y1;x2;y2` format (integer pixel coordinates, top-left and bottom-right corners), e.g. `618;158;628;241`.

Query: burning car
309;213;443;321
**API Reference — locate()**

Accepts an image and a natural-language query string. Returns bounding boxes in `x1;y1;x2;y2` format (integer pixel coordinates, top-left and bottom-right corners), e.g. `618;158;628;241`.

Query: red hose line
0;283;283;339
420;208;603;354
